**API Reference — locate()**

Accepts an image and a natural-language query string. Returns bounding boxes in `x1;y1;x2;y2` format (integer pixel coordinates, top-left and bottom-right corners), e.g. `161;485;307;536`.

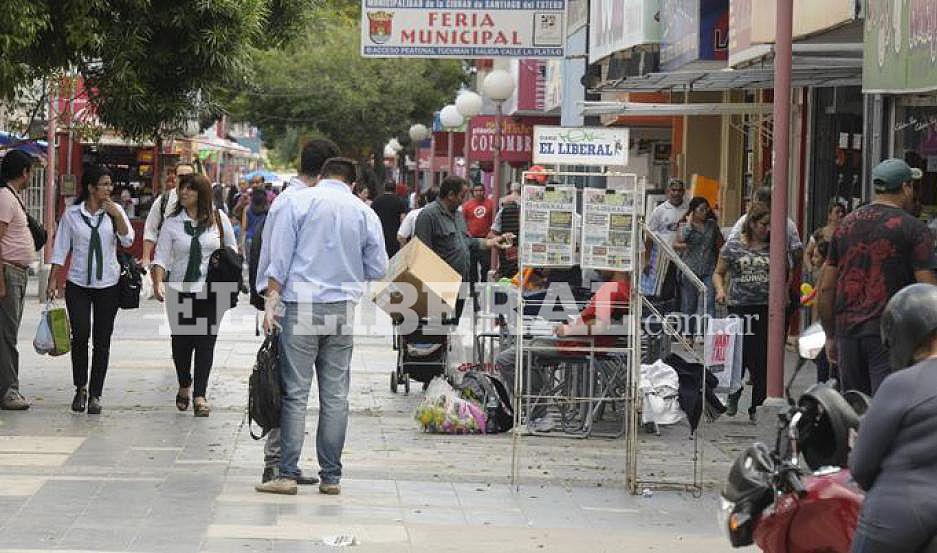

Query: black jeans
65;281;120;398
728;304;769;415
837;332;891;396
168;290;221;398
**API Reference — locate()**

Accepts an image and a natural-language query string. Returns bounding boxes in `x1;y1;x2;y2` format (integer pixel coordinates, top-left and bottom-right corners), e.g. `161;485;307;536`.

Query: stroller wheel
404;377;410;395
390;371;398;394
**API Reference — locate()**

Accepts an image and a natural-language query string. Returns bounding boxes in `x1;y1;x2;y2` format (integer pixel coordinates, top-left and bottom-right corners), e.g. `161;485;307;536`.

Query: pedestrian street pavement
0;292;772;552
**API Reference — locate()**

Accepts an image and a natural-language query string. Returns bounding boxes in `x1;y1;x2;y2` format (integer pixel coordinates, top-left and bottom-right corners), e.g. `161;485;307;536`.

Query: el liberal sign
533;126;630;166
360;0;566;59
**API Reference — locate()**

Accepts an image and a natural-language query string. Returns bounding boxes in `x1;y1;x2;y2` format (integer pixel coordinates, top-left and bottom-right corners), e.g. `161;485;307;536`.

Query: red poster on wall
467;115;558;164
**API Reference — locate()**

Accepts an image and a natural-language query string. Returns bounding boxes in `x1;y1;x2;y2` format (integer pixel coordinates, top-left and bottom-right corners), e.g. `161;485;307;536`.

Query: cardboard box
371;238;462;320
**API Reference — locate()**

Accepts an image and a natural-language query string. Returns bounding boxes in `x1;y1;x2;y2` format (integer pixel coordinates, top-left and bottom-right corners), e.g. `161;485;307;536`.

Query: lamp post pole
767;0;794;400
448;130;455;175
493;101;503;205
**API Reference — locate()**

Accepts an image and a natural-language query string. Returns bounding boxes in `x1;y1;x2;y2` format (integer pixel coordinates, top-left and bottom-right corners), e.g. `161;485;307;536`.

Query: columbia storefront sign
360;0;566;59
533;126;630;166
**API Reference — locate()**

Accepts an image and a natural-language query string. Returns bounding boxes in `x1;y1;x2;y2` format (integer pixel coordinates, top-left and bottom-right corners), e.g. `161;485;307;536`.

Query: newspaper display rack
507;169;709;496
509;170;643;487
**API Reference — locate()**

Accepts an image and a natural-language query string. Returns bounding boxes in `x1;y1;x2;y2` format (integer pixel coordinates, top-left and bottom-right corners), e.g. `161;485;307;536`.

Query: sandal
175;390;190;412
193;398;211;417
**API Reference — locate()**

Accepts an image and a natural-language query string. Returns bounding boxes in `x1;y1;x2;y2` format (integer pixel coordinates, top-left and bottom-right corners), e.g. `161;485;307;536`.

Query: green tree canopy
226;7;465;161
0;0;313;139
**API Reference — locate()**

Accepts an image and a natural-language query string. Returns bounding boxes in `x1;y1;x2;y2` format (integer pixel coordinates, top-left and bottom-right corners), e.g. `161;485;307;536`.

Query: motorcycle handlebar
784;469;807;498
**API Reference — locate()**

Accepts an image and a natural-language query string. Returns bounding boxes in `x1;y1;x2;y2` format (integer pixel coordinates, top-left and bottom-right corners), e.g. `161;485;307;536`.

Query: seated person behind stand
495;271;631;432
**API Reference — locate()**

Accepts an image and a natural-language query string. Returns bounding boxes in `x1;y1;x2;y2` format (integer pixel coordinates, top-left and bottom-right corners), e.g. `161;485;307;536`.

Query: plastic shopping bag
33;303;55;355
704;317;744;392
414;377;486;434
45;301;71;356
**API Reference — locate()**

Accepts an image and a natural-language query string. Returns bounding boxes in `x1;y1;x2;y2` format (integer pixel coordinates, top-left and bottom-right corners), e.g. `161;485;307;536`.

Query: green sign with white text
864;0;937;94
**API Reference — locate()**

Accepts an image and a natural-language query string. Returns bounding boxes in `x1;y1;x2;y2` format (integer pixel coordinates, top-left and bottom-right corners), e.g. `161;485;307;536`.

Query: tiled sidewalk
0;294;774;552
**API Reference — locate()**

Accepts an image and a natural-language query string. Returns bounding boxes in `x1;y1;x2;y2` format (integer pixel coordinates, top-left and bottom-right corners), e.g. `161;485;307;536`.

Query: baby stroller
391;318;450;394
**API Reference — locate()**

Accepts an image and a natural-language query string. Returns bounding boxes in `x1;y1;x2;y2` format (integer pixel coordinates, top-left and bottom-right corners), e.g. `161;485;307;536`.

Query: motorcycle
719;323;872;553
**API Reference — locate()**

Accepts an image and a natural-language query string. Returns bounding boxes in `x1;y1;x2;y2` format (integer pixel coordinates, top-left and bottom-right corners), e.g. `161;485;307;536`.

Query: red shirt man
462;183;494;238
557;274;632;350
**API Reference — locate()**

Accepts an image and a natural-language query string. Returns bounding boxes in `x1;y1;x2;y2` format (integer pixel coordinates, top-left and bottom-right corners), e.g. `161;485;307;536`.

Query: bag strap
214;209;226;247
156;192;170;231
2;184;29;216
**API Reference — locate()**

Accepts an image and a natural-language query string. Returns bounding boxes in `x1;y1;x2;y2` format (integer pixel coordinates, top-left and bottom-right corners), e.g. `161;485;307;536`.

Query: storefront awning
595;63;861;93
580;101;775;117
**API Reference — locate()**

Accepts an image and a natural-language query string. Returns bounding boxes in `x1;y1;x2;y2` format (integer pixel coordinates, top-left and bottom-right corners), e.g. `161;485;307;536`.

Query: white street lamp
408;123;429;142
456;90;483;179
440;104;463;174
482;69;516;203
456;90;483;118
408;123;430;193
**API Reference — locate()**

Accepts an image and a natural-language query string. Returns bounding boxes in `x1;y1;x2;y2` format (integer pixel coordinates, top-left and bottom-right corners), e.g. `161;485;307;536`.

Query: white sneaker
530;417;555;433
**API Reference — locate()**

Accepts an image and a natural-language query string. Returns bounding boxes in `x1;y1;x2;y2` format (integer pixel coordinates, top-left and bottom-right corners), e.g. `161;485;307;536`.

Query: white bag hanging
33;301;55;355
704;317;745;392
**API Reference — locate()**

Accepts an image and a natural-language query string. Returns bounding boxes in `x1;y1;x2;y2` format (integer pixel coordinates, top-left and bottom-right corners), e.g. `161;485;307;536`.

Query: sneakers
262;467;319;485
530;417;555;433
0;389;29;410
318;483;341;495
255;477;297;495
748;410;758;425
725;395;738;417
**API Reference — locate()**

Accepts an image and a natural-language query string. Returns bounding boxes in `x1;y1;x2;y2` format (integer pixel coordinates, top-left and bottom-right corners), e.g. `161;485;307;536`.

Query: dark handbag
3;184;47;250
248;334;281;439
206;210;243;310
116;251;145;309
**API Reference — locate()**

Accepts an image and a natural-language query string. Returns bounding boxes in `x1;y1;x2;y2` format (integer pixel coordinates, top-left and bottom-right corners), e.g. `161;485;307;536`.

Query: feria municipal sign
533;126;630;166
360;1;566;59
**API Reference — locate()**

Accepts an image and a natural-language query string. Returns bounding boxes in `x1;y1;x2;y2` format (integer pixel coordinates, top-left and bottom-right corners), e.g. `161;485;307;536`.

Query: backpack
248;218;265;311
458;370;514;433
248;335;281;439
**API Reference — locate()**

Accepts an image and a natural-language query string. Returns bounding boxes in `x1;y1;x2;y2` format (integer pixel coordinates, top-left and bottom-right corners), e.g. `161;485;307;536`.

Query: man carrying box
413;176;513;322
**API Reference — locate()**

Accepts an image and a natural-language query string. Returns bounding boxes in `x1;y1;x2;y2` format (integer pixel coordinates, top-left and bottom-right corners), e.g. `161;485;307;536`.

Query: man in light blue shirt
255;157;388;497
254;138;339;296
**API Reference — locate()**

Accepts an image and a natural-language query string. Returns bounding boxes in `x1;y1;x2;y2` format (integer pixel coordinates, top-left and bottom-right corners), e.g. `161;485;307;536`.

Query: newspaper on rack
580;187;637;272
521;185;577;267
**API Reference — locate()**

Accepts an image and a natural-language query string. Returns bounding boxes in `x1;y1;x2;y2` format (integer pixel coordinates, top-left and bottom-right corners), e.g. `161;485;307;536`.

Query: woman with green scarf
48;165;134;415
152;174;237;417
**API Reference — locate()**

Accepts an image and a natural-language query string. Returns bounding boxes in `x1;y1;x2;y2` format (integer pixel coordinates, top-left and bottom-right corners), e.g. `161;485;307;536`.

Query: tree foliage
226;5;466;160
0;0;314;139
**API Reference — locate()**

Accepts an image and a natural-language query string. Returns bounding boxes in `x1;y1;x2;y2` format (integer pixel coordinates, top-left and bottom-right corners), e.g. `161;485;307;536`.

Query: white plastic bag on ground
414;376;486;434
639;360;683;426
33;303;55;355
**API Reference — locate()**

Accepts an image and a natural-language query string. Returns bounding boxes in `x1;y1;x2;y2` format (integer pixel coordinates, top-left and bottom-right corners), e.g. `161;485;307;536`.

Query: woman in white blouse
152;174;237;417
48;166;134;415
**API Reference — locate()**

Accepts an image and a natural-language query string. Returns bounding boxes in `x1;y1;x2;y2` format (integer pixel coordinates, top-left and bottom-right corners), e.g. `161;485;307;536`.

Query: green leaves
0;0;316;140
228;6;466;161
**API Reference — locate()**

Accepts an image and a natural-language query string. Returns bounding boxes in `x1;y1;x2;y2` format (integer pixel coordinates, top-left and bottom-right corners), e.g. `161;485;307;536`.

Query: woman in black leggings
152;174;237;417
714;204;777;424
48;166;134;414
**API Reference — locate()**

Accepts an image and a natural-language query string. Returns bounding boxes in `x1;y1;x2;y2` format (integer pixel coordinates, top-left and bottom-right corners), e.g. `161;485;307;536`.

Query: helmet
881;283;937;370
797;384;861;470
